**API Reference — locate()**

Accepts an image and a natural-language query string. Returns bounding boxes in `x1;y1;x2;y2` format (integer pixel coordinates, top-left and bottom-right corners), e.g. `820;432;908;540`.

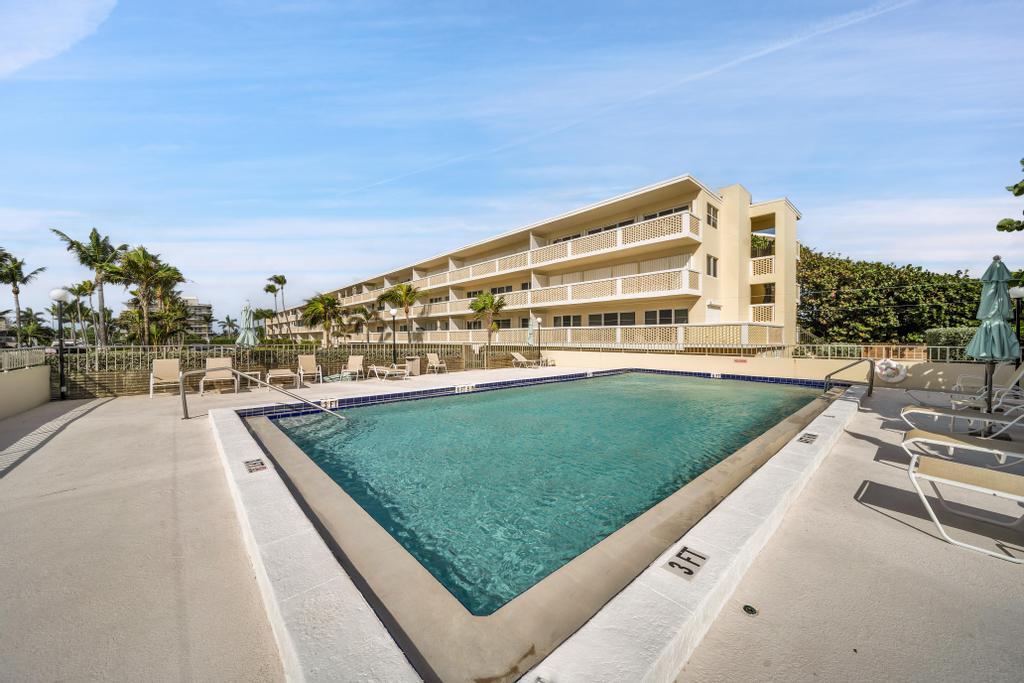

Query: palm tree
252;307;276;340
301;293;342;348
268;275;291;336
0;257;47;348
218;315;239;336
153;265;186;311
264;283;279;311
377;283;421;344
51;228;127;347
106;246;180;345
67;281;95;349
469;291;507;367
349;304;377;343
20;309;53;347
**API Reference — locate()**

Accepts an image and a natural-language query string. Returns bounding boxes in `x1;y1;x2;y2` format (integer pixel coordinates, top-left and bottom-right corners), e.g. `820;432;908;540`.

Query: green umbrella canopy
965;256;1020;362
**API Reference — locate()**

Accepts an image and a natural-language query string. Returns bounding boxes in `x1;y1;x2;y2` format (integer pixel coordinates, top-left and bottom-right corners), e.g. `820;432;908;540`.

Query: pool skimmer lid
797;432;819;444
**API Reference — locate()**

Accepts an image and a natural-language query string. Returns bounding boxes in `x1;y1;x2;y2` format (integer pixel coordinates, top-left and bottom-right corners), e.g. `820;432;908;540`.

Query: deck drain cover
797;432;819;444
244;459;267;473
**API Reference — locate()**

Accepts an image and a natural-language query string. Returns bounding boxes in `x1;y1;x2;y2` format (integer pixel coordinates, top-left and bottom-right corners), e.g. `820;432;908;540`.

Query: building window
553;315;582;327
643;205;689;221
552;233;582;244
587;218;636;235
644;309;689;325
520;317;531;328
466;290;482;299
706;204;719;229
428;295;449;304
466;320;482;330
494;319;511;329
706;255;719;277
754;283;776;304
490;285;512;294
586;312;637;326
520;282;531;290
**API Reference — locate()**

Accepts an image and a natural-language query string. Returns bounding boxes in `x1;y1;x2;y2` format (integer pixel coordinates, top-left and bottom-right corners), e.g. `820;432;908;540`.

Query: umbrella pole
985;361;994;415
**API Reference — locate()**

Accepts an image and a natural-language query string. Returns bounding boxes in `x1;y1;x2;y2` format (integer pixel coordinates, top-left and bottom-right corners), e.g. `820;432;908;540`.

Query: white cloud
801;196;1024;273
0;0;116;77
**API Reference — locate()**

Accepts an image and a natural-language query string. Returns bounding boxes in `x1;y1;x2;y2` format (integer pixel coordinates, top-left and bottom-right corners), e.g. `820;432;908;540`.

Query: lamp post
1010;286;1024;372
388;307;398;365
50;288;71;400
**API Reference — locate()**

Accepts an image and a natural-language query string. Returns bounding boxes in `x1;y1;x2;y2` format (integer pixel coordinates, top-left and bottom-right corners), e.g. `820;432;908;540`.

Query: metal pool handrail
824;358;875;396
178;367;347;422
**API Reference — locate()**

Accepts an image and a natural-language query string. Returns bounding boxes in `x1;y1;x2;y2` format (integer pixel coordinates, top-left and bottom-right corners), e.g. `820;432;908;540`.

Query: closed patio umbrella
965;255;1020;413
527;315;536;346
235;301;260;347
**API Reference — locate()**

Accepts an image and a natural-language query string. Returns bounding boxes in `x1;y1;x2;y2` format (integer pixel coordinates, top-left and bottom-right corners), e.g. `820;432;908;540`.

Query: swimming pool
273;372;818;616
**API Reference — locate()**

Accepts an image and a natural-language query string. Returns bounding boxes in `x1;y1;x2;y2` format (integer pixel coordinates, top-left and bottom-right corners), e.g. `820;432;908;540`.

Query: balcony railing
751;303;775;323
347;322;783;348
750;255;775;278
404;268;701;318
323;211;701;309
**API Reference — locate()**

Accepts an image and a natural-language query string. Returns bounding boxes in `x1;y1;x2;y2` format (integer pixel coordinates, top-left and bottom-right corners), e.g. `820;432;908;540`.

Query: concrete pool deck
1;370;1022;681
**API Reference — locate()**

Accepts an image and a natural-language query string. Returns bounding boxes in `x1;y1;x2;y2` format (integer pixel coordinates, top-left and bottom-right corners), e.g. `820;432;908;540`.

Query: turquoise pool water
274;373;817;616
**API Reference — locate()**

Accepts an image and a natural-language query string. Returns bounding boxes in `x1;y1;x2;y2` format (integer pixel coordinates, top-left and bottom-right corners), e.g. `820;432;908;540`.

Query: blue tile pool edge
234;369;845;421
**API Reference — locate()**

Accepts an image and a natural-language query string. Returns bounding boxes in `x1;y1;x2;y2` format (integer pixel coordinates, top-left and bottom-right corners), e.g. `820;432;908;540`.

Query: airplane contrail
339;0;917;196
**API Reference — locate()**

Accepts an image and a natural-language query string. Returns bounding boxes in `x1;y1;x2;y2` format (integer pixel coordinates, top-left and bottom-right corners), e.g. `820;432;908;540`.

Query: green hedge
924;326;977;347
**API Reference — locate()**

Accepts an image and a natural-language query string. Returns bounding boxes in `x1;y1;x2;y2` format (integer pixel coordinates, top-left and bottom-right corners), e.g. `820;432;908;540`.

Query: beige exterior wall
267;174;800;346
541;350;1001;392
0;365;51;420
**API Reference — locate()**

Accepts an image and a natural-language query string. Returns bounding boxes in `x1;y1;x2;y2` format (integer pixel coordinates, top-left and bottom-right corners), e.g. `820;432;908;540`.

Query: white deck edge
209;408;420;683
525;385;865;682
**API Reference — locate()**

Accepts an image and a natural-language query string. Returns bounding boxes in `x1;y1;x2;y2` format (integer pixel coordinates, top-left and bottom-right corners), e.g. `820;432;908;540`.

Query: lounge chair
369;364;409;380
199;357;239;395
902;430;1024;563
344;355;365;380
900;404;1024;439
149;358;181;397
266;368;299;389
511;352;540;368
426;352;447;373
950;364;1024;411
298;354;322;385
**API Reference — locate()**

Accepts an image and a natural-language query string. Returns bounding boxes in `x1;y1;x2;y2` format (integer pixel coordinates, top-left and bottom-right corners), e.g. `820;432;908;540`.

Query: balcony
360;322;782;347
750;255;775;280
751;303;775;323
331;211;701;307
408;268;701;318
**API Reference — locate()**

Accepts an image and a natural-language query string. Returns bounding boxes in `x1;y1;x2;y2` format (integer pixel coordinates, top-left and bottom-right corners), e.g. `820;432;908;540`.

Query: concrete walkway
680;388;1024;682
0;366;579;681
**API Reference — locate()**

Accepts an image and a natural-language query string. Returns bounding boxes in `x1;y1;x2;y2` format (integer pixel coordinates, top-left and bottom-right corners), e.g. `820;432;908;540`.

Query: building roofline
751;197;802;220
322;173;720;296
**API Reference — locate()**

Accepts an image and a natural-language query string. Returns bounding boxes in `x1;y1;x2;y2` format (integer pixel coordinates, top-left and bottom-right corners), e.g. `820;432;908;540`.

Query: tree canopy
996;157;1024;232
796;245;986;343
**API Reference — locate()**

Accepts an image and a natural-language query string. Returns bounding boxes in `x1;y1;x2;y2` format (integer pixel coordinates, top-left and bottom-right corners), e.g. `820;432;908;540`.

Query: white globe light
49;288;71;303
1010;286;1024;300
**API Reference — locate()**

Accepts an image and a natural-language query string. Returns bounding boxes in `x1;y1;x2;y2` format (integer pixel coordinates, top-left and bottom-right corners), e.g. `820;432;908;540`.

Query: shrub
923;326;977;347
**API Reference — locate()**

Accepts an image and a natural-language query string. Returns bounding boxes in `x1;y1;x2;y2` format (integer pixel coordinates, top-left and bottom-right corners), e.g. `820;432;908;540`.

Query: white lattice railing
357;323;784;348
751;303;775;323
751;256;775;277
270;212;703;327
404;268;701;319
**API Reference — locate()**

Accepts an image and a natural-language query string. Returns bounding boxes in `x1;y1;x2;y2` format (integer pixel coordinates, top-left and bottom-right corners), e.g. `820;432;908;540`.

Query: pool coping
210;368;852;682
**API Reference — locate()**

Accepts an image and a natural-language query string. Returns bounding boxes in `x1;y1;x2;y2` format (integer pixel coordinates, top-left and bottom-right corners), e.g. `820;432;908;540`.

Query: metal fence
1;348;47;371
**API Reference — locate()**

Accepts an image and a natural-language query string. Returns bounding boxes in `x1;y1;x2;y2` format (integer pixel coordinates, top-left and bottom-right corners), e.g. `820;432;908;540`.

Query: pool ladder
823;358;874;396
178;367;348;422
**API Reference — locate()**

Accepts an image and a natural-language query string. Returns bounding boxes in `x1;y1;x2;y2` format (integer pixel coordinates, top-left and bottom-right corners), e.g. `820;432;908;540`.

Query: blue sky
0;0;1022;319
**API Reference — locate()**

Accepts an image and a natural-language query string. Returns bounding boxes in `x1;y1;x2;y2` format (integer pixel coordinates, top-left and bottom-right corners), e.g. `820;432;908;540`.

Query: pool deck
680;388;1024;682
1;369;1022;681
